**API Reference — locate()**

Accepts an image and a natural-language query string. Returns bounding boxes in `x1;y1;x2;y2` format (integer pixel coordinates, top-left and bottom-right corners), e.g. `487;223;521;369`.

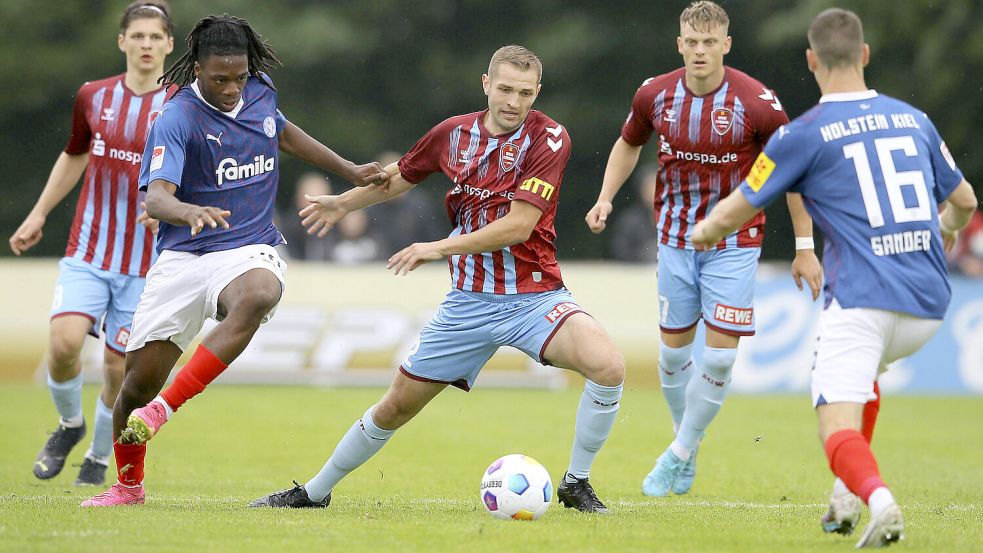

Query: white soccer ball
479;454;552;520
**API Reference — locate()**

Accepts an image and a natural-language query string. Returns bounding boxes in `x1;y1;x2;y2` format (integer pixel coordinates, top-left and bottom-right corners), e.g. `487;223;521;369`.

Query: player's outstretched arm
144;180;231;237
278;121;388;187
691;189;760;249
387;200;542;276
586;138;643;234
786;192;823;300
9;152;88;255
300;163;417;238
939;179;979;252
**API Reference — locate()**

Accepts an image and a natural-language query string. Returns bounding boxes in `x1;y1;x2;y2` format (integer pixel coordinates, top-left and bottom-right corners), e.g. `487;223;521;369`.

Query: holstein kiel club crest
499;142;519;173
711;107;734;135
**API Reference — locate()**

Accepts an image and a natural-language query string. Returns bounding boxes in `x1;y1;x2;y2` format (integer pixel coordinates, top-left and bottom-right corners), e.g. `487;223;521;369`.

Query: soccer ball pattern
480;454;552;520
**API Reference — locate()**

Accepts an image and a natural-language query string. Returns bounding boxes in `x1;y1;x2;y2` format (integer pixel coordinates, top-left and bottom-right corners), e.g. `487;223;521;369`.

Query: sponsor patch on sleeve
745;151;775;192
149;146;165;172
519;177;555;201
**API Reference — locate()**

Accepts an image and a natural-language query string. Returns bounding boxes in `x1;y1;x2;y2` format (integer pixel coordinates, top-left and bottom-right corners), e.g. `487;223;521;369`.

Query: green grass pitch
1;384;980;552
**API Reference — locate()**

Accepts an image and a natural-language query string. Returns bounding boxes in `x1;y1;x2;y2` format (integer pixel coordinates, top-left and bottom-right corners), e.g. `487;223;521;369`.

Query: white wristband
795;236;815;250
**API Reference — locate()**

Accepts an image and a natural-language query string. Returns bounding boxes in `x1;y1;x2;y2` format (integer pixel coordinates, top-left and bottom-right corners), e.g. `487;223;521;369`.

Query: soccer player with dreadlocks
82;13;388;507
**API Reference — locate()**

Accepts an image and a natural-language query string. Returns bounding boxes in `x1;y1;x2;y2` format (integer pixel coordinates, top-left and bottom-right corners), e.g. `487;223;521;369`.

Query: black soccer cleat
557;474;611;514
33;420;87;480
248;481;330;508
74;457;108;487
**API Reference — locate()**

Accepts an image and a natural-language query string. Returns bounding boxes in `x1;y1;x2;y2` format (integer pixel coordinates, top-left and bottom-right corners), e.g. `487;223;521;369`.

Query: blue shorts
400;288;585;391
50;257;146;354
656;243;760;336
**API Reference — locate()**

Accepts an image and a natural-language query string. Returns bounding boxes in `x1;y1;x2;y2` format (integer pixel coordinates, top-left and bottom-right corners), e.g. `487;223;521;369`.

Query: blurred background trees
2;0;979;260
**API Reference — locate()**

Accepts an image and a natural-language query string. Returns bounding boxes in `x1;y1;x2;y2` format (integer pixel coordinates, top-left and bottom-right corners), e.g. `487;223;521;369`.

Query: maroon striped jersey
622;66;788;249
398;109;571;294
63;74;177;276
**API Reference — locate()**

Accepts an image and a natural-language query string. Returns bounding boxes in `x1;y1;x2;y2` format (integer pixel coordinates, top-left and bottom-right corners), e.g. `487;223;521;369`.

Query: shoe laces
569;477;605;510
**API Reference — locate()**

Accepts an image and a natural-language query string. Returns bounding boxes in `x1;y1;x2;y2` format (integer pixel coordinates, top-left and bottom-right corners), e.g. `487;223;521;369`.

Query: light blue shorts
656;243;760;337
400;288;585;391
50;257;146;353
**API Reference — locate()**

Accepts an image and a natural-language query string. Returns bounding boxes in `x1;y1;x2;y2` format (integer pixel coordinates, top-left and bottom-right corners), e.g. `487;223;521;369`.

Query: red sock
861;381;881;444
824;429;886;504
160;344;228;412
114;441;146;486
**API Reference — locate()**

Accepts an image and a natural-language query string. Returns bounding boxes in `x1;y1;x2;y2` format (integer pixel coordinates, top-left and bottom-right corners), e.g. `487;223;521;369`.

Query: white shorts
811;299;941;406
126;244;287;352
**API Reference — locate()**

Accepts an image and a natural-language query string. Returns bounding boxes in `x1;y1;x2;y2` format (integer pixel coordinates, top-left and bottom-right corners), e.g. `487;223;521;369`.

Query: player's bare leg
818;402;904;548
645;327;738;497
544;313;624;514
250;374;446;508
124;268;281;445
34;316;91;480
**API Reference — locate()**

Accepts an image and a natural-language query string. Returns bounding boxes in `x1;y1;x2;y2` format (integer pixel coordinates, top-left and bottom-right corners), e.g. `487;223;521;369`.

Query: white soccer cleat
821;490;863;535
855;503;905;548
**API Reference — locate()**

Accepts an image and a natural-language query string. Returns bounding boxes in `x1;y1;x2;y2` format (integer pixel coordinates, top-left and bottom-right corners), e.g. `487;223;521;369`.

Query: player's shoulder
634;68;686;96
525;110;569;139
77;74;125;96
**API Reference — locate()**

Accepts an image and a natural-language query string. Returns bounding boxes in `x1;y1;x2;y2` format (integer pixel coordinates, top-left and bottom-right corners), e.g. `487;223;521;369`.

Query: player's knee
659;341;693;369
702;347;738;381
48;334;84;372
119;374;160;407
372;399;416;431
233;288;280;322
587;349;625;387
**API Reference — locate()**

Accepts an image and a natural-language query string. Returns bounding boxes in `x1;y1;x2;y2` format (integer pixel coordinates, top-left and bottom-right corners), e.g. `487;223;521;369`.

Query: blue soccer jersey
139;74;287;254
740;90;964;319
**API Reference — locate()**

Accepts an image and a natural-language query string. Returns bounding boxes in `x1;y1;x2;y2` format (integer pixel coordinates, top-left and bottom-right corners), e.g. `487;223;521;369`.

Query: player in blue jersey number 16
692;8;977;549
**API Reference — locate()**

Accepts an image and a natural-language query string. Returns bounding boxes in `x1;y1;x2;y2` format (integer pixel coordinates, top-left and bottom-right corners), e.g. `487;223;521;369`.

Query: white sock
152;396;174;419
867;487;896;517
832;477;851;496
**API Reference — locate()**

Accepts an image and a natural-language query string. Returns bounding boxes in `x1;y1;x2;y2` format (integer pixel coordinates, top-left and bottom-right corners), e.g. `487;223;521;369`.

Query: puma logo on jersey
207;132;223;147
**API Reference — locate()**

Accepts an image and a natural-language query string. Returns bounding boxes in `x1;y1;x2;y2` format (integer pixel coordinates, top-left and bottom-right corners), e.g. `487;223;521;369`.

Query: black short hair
159;14;281;88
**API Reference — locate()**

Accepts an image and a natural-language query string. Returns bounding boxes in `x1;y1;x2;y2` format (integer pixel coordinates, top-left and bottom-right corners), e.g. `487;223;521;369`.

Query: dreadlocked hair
159;14;281;88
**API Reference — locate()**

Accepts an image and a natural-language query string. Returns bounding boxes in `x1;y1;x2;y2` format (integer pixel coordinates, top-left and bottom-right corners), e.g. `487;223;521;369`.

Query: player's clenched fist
182;205;231;237
387;242;445;276
585;201;613;234
8;214;45;255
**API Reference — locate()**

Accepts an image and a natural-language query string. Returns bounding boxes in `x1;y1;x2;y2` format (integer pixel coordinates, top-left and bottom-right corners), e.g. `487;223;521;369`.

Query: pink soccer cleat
80;483;145;507
120;401;169;445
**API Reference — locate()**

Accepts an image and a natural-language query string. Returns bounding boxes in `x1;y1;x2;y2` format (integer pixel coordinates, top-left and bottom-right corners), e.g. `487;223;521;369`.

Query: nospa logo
215;155;275;186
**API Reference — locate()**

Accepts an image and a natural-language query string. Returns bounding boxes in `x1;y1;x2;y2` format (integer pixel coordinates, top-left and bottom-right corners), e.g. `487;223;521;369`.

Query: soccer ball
480;454;552;520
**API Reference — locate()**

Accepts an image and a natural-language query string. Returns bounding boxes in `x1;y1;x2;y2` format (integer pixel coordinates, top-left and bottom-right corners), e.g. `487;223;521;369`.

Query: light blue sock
659;342;696;431
566;379;623;480
305;406;394;501
675;347;737;454
47;373;84;427
85;396;114;464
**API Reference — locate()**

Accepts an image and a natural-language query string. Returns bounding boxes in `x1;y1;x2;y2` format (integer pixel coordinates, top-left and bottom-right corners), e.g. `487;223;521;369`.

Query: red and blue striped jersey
622;67;788;250
64;74;176;276
399;110;571;294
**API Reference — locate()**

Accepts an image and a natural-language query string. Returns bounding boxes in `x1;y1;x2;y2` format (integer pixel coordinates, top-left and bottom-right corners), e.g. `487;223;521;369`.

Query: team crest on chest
263;116;276;138
499;142;519;173
711;108;734;135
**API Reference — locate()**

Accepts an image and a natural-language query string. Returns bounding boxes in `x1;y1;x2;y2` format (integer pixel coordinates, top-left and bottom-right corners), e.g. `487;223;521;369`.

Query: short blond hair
488;45;543;83
808;8;864;68
680;1;729;33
